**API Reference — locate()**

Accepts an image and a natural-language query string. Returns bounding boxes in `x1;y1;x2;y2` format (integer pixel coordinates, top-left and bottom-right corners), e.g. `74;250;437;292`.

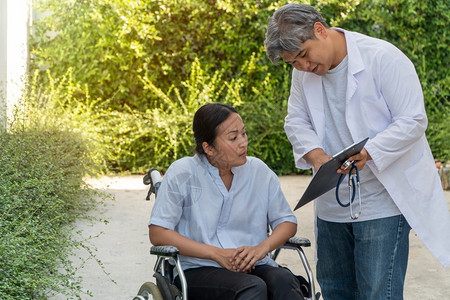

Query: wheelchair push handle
143;168;162;200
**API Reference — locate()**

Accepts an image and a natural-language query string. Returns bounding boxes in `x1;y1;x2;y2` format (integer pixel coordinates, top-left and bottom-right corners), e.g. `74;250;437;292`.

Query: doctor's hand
304;148;332;172
338;148;372;174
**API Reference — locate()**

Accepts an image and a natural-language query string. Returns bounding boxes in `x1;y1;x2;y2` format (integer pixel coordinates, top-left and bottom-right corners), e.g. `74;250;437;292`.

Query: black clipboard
294;137;369;211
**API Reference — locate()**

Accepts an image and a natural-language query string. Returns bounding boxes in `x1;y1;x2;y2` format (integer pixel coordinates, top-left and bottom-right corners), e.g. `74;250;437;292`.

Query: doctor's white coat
285;28;450;267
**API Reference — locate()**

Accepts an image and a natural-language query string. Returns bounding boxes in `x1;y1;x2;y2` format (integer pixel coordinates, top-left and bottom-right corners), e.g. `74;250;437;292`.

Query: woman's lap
178;265;305;300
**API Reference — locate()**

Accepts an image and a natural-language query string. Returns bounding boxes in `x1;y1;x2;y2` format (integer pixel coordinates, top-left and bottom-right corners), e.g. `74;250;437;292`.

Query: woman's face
204;112;248;170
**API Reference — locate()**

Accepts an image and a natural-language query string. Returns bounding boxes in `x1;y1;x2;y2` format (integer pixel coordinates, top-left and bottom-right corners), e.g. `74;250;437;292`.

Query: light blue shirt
149;154;297;270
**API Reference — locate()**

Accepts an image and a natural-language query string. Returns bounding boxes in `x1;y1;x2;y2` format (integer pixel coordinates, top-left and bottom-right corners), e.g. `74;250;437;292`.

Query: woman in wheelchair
148;103;306;299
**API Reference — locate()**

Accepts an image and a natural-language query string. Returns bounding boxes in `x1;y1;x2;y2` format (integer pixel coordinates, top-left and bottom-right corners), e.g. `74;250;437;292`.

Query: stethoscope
335;160;361;219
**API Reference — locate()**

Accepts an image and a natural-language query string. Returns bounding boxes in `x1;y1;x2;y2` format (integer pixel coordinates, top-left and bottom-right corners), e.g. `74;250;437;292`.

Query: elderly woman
148;103;305;299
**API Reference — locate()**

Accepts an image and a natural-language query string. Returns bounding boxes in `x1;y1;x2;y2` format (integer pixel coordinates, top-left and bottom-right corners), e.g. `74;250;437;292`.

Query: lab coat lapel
346;34;364;103
344;30;365;140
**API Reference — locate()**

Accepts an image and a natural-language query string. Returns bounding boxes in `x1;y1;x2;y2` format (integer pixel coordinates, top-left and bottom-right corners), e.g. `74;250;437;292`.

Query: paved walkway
51;175;450;299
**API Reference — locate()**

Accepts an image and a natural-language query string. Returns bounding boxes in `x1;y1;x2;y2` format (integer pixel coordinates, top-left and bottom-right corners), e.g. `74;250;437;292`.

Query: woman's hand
150;225;235;270
228;222;297;273
229;245;270;273
212;248;237;271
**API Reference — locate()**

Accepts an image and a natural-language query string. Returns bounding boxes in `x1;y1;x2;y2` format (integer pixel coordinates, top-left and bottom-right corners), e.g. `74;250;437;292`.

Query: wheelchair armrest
150;245;180;257
284;236;311;248
149;237;310;257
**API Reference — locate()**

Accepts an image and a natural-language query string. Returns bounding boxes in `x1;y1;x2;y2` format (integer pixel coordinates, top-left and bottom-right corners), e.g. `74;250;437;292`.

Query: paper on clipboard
294;137;369;211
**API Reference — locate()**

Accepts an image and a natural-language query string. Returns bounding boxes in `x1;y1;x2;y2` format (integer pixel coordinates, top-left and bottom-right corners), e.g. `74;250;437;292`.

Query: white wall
0;0;7;129
0;0;30;129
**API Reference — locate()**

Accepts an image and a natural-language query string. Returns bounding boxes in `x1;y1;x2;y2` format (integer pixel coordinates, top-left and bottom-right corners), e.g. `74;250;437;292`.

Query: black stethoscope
335;160;361;219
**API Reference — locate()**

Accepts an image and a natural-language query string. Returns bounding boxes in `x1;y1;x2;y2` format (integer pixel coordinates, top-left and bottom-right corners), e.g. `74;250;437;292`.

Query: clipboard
294;137;369;211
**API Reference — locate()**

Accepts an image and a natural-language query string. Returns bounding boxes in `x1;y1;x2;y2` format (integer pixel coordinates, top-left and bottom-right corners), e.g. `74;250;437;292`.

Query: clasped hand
215;245;269;273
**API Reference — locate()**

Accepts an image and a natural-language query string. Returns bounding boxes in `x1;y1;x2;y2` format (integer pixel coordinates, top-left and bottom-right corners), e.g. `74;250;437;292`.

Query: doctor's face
281;22;336;75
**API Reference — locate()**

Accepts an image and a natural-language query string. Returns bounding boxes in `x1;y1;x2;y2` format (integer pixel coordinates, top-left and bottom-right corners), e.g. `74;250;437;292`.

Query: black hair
193;103;238;154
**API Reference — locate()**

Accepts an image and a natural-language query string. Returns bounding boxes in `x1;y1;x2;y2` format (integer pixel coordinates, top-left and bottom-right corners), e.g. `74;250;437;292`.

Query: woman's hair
265;3;329;65
193;103;238;155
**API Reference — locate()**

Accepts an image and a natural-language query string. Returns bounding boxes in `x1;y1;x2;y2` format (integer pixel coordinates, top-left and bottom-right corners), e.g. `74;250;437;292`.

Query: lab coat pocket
405;152;437;200
359;95;391;135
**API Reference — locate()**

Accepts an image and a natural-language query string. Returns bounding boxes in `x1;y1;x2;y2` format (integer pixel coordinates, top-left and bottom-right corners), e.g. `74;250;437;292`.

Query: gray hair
264;3;329;64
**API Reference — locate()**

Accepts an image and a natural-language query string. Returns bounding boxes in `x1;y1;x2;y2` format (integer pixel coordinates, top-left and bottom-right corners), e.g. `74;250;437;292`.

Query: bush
238;54;299;174
30;0;449;174
30;0;288;110
0;73;109;298
97;57;301;174
0;128;101;298
30;0;299;173
107;58;245;172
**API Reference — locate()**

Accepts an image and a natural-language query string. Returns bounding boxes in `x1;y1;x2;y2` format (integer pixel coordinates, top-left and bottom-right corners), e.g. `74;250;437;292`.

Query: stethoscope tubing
335;162;361;219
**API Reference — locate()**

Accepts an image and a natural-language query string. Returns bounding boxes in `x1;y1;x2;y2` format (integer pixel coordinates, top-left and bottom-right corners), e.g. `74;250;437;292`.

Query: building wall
0;0;7;129
0;0;30;129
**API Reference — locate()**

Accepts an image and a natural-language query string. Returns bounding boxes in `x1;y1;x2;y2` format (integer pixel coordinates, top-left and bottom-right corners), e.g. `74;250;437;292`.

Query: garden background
1;0;448;298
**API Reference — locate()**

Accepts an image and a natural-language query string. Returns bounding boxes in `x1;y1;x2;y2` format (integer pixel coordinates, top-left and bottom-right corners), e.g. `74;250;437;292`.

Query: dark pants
176;265;305;300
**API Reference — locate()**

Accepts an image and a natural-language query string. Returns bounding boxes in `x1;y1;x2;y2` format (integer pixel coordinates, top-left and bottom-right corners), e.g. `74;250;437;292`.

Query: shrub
0;127;101;298
97;57;301;174
108;58;245;172
30;0;449;174
30;0;289;110
0;73;109;298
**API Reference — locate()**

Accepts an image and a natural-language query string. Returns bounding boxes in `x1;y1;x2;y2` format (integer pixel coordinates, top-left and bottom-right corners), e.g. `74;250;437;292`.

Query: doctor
265;3;450;300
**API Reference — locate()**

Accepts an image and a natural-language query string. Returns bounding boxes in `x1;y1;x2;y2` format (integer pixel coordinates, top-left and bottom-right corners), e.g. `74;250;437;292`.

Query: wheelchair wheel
133;282;164;300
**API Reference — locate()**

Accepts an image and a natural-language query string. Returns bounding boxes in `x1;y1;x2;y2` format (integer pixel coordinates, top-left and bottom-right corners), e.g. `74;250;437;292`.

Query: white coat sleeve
284;70;323;170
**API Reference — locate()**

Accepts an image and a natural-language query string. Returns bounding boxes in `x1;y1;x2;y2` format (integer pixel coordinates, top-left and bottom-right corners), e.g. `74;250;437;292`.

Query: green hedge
30;0;449;174
0;73;110;298
0;127;102;298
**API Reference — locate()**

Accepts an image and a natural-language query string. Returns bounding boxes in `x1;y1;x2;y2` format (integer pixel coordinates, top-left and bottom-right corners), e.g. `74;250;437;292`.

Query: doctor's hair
193;102;238;155
265;3;329;65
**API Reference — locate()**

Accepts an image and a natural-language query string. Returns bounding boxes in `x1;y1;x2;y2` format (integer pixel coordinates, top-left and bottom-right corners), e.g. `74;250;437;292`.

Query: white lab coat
285;28;450;267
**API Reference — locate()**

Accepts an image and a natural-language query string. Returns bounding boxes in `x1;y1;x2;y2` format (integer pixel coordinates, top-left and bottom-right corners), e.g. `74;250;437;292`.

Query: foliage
238;54;298;174
107;58;245;172
21;68;110;173
31;0;290;110
94;55;299;174
30;0;449;174
424;79;450;160
0;129;99;298
30;0;297;173
0;74;109;298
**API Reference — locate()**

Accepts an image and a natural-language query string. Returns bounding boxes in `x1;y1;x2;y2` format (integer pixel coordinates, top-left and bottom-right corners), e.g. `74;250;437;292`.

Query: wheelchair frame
134;168;320;300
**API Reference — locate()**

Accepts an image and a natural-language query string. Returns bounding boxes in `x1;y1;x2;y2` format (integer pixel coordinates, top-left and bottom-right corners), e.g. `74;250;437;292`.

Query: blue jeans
176;265;305;300
317;215;411;300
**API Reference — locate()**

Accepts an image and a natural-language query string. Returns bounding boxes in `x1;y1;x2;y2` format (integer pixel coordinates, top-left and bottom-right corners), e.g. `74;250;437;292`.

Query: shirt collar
196;154;247;177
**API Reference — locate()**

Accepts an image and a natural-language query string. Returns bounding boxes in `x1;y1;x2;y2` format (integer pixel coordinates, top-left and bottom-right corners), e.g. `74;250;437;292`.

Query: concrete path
51;175;450;299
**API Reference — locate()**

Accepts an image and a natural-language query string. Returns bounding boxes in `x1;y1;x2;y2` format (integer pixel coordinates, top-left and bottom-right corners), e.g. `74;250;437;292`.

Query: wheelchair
133;168;321;300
